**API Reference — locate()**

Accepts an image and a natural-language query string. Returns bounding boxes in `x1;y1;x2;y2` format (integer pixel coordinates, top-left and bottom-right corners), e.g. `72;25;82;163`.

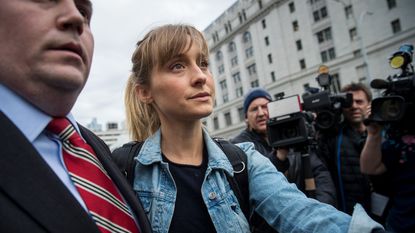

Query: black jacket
317;123;372;214
231;129;337;206
0;112;152;233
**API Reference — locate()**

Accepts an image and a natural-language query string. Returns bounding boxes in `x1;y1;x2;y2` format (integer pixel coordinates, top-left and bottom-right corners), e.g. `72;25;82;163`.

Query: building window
224;112;232;126
391;19;401;34
265;36;269;46
316;27;332;43
321;51;328;62
245;47;254;58
231;56;238;67
247;63;257;76
218;64;225;74
258;0;263;9
243;31;252;43
387;0;396;9
321;47;336;62
223;93;229;103
313;7;328;22
262;19;267;29
345;5;353;19
212;31;219;43
313;11;320;22
107;122;118;130
215;51;223;61
228;41;236;52
296;40;302;50
232;72;241;84
299;59;306;69
267;53;273;64
238;107;245;122
225;24;229;34
353;49;361;57
271;71;276;82
251;79;259;88
331;73;341;93
292;20;299;31
321;6;328;18
215;31;220;42
328;48;336;60
289;2;295;13
242;9;247;21
219;79;227;90
236;87;244;98
213;116;219;130
349;27;357;41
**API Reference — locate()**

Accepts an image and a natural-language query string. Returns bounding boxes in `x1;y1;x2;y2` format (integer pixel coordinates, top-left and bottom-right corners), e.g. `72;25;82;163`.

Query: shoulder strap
111;141;143;185
212;138;250;221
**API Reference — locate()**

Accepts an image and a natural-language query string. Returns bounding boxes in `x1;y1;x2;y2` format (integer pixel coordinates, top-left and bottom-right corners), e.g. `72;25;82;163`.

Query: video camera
266;94;315;148
366;44;415;132
302;66;353;131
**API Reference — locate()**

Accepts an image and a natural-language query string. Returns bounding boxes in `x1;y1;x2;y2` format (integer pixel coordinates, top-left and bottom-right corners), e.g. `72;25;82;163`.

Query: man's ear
244;118;251;130
135;84;153;104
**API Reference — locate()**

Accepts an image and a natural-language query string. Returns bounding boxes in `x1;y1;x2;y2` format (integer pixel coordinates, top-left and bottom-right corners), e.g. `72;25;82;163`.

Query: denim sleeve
235;142;383;233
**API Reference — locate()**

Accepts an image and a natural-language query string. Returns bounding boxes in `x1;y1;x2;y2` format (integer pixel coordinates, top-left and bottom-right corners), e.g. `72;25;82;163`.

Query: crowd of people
0;1;413;233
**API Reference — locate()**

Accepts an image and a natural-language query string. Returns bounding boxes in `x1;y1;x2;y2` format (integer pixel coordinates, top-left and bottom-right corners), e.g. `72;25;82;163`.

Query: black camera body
302;82;352;131
266;95;315;148
368;44;415;132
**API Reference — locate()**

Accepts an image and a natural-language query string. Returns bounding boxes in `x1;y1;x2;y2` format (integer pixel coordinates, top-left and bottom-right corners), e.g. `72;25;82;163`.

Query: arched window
215;50;223;61
228;41;236;52
243;31;251;43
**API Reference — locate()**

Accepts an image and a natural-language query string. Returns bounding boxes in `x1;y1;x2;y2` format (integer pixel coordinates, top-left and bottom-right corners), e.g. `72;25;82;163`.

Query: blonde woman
119;24;383;233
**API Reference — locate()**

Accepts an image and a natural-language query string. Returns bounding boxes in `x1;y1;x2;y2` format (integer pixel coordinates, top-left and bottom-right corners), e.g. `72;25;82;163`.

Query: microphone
370;79;389;89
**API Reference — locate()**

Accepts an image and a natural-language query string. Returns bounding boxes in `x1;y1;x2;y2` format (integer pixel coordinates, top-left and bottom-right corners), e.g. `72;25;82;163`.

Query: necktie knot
47;118;78;143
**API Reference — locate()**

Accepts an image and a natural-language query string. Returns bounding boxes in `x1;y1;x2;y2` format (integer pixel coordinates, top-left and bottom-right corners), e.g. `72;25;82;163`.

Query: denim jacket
133;129;383;233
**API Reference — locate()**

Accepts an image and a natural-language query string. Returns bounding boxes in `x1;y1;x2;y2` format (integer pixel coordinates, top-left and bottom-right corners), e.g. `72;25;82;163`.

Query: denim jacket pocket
220;190;250;232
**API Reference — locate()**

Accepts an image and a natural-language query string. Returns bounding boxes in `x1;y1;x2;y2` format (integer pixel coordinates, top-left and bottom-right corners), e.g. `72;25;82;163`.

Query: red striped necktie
47;118;140;233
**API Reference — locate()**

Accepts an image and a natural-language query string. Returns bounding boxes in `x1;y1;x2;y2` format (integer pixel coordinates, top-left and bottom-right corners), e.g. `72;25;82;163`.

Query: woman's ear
135;84;153;104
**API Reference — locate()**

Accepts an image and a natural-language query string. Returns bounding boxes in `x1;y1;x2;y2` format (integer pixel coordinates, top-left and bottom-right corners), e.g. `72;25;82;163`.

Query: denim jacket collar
136;128;235;176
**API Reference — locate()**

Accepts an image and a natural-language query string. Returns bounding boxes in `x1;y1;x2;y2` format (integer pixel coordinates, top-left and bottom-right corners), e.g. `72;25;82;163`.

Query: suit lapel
0;112;100;233
80;125;152;233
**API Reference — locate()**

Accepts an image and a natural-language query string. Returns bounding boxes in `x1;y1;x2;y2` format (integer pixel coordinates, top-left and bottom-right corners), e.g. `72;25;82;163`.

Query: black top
163;148;216;233
381;130;415;232
318;123;372;214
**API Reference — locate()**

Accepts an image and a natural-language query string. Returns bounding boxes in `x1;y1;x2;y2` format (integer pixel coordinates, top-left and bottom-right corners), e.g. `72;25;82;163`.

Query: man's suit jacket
0;112;151;233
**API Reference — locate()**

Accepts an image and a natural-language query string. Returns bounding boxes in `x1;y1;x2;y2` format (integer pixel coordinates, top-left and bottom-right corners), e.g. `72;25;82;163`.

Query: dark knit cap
243;88;272;115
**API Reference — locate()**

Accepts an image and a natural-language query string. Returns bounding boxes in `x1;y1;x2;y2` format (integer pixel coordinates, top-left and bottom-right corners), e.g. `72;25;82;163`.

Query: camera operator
317;82;377;215
361;124;414;232
231;88;337;206
360;44;415;233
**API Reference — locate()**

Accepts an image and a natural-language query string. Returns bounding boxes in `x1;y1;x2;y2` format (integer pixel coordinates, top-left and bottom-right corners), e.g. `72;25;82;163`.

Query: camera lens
316;111;335;129
381;99;403;120
283;127;298;138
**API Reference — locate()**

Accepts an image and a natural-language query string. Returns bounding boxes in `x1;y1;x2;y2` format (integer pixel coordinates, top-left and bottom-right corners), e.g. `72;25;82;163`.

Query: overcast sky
72;0;237;127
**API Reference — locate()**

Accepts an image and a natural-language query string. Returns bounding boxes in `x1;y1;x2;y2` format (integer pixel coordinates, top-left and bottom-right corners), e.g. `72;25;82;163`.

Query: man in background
231;88;337;206
317;83;378;216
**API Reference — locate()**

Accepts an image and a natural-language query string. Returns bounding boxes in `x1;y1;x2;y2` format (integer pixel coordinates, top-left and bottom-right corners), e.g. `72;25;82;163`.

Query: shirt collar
0;84;78;142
